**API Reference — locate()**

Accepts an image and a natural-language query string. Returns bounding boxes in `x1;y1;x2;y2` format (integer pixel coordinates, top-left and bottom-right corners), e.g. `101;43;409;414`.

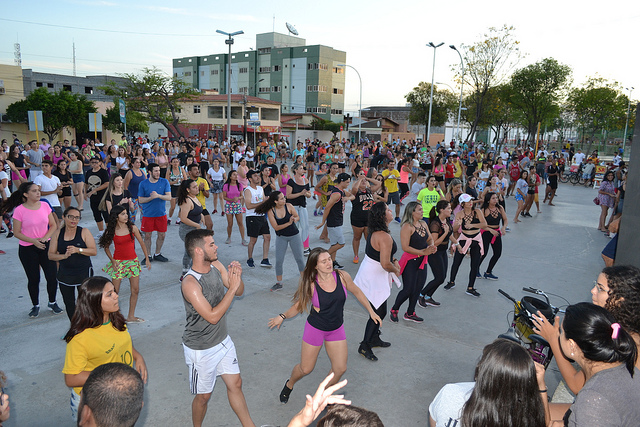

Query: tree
103;102;149;137
102;67;198;139
454;25;523;142
405;82;457;133
567;77;628;149
507;58;572;142
310;118;344;136
6;87;96;141
482;84;517;148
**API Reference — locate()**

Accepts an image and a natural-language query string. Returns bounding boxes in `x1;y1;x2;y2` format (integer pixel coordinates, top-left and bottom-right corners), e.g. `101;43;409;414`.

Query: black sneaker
369;330;391;348
389;309;399;323
404;312;424;323
424;297;441;307
279;379;292;404
247;258;255;268
29;306;40;318
333;260;344;270
141;257;151;266
48;302;63;315
153;254;169;262
444;281;456;290
7;231;14;238
260;259;273;268
484;272;499;280
466;288;481;297
358;342;378;361
303;248;311;256
270;282;283;292
476;272;482;279
418;296;428;308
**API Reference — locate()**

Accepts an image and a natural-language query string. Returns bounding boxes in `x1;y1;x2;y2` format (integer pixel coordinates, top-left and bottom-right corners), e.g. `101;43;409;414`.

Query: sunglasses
66;215;82;221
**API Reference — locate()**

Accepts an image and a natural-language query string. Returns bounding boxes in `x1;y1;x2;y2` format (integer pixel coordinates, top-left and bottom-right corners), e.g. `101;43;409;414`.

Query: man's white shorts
183;335;240;395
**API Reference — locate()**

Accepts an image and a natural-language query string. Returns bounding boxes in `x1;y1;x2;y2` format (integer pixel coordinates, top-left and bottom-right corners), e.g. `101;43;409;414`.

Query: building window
188;59;192;62
239;67;248;73
184;71;192;76
306;107;327;114
332;67;344;74
47;83;54;88
201;71;204;76
331;109;343;115
271;86;281;93
189;128;198;137
208;106;223;118
36;82;43;87
303;48;307;53
211;69;218;75
258;47;271;54
333;88;344;95
203;58;208;62
307;63;328;71
245;53;249;57
259;66;271;73
85;86;93;94
277;50;283;54
239;87;248;94
215;56;219;60
193;105;201;114
273;65;281;72
232;55;235;59
174;73;178;77
307;85;327;93
63;84;72;91
258;87;271;93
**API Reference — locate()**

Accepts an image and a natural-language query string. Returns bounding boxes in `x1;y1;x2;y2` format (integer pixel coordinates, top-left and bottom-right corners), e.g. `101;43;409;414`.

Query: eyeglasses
66;215;81;220
593;281;611;294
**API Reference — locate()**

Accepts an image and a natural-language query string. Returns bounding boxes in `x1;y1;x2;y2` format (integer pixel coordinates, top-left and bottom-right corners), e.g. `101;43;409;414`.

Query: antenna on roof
286;22;299;36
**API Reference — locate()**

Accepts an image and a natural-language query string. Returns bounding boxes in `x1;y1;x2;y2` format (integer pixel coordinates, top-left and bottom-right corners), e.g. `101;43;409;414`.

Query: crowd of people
0;133;635;426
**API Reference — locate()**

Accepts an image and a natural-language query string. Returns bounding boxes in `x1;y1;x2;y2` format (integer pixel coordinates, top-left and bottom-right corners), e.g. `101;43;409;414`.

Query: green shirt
417;187;441;218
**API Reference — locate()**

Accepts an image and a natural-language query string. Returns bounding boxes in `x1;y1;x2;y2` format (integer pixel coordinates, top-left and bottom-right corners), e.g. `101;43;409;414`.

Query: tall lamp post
450;45;465;145
426;42;444;146
216;29;244;145
622;87;634;161
338;63;362;144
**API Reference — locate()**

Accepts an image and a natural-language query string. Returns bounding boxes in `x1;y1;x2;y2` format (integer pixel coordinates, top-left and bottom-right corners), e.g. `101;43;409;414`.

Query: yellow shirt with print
63;321;133;395
195;177;209;209
453;159;463;178
382;169;400;193
417;187;442;218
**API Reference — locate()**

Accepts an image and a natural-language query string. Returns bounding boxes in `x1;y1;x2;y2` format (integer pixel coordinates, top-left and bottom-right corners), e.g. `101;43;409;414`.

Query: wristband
539;389;547;393
279;313;286;320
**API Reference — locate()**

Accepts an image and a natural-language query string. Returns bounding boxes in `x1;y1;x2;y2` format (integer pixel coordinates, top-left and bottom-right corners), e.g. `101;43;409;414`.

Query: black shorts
435;175;444;182
246;216;270;238
202;209;210;216
90;197;109;224
171;185;180;198
60;186;72;197
527;189;535;195
350;215;368;228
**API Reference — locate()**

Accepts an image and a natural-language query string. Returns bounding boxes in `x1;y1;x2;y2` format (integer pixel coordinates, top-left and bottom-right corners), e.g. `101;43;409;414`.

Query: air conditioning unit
0;114;11;123
0;87;5;95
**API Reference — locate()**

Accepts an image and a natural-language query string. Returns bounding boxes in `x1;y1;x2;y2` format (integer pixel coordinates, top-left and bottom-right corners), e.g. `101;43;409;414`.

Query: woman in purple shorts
268;248;381;404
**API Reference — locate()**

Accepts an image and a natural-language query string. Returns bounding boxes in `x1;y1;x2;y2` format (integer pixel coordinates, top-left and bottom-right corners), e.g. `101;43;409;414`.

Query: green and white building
173;32;346;122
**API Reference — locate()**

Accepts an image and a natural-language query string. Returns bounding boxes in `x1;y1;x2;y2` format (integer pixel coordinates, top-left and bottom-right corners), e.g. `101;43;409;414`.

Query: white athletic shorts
183;335;240;395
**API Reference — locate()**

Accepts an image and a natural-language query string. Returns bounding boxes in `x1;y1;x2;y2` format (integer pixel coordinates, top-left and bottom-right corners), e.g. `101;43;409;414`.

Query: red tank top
113;233;137;260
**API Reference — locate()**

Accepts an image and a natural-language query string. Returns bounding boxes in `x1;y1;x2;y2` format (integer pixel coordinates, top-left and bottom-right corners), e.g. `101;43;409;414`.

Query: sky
1;0;638;115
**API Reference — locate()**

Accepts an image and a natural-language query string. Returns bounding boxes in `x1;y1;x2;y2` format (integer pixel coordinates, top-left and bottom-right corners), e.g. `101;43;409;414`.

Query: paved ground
0;178;611;426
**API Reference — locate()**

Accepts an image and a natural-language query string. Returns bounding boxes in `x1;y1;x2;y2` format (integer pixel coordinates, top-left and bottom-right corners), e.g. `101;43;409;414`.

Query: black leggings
393;257;427;314
59;284;78;320
18;243;58;306
399;182;410;199
90;196;109;224
479;232;502;274
449;237;482;289
422;250;448;297
363;300;387;344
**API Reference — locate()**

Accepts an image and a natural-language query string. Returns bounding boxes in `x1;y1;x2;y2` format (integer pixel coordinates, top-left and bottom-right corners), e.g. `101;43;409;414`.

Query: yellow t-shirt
195;177;209;208
453;160;463;178
63;321;133;395
417;187;441;217
382;169;400;193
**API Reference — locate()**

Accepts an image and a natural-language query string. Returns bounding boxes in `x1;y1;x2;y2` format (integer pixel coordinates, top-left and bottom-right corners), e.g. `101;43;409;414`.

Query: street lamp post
622;87;634;161
426;42;444;146
450;45;465;146
338;63;362;145
216;29;244;146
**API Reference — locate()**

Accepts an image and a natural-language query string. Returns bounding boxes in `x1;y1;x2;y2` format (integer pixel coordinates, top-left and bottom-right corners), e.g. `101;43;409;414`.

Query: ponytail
429;200;450;221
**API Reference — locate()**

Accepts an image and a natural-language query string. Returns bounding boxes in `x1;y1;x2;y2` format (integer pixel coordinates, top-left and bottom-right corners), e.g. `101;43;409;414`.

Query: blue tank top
128;169;146;199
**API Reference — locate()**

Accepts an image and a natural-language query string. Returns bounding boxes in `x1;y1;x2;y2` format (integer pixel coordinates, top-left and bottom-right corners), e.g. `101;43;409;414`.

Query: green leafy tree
6;88;96;141
567;77;628;149
454;25;523;142
507;58;572;142
103;102;149;137
405;82;457;132
310;118;344;136
101;67;198;139
482;84;517;148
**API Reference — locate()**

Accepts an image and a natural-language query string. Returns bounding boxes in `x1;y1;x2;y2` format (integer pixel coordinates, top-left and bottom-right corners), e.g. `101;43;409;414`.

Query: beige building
0;64;27;143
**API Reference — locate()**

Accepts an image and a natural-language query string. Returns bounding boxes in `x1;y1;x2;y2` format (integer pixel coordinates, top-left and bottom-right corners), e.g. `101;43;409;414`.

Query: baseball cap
459;193;473;204
335;173;351;183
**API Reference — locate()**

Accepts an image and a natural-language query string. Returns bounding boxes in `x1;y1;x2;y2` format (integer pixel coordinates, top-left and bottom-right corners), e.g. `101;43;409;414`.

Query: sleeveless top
182;266;228;350
484;207;502;228
279;173;291;196
430;217;452;252
409;221;430;250
351;189;374;223
113;233;137;260
287;177;309;207
307;271;347;332
127;169;146;199
273;207;299;237
461;209;481;237
169;167;184;187
186;197;204;224
57;226;92;285
326;188;345;227
245;185;265;217
365;232;397;263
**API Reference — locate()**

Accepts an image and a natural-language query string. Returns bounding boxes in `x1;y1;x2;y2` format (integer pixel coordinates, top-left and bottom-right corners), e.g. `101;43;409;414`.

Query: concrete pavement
0;179;611;426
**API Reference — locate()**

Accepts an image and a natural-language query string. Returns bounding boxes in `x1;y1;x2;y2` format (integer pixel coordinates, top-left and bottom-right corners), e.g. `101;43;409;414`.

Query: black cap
335;173;351;183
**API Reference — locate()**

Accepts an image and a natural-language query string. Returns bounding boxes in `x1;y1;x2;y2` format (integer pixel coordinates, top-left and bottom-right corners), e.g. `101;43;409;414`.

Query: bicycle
498;287;567;368
559;164;586;185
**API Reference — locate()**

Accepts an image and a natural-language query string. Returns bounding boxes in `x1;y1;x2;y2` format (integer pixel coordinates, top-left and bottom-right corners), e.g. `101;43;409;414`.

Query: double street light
426;42;444;146
216;29;244;145
338;63;362;144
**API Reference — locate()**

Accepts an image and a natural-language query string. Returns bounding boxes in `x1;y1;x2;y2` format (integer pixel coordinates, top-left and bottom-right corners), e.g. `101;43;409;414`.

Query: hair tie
611;323;621;339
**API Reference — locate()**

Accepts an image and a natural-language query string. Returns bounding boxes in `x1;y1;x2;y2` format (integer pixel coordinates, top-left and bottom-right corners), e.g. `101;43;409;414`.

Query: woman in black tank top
478;192;507;281
391;201;437;322
354;202;401;361
448;194;487;297
267;248;381;404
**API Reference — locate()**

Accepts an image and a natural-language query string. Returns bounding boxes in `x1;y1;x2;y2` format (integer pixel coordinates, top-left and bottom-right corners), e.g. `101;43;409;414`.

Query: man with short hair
138;163;171;264
381;159;402;223
77;362;144;427
260;155;279;180
316;173;351;270
181;229;255;427
243;170;271;268
26;140;45;180
187;164;213;230
34;160;63;220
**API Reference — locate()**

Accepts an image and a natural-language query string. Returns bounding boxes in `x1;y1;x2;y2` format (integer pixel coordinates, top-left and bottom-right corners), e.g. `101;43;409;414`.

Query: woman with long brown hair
62;276;147;421
268;248;380;404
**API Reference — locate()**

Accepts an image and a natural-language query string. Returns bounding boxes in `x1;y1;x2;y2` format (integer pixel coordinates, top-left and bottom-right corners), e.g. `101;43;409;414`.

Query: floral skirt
225;201;245;215
103;258;141;280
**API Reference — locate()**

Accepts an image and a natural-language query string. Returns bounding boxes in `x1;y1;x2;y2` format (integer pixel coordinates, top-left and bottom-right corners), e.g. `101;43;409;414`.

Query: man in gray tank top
180;229;255;427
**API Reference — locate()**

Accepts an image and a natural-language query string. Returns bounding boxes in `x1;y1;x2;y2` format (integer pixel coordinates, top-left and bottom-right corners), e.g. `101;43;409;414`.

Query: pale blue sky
1;0;638;113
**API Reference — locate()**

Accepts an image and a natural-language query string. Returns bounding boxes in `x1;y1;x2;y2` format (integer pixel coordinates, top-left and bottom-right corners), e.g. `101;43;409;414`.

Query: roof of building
280;113;325;122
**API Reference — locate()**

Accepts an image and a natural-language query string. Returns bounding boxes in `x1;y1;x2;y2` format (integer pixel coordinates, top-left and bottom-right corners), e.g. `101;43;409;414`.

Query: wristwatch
79;248;84;254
